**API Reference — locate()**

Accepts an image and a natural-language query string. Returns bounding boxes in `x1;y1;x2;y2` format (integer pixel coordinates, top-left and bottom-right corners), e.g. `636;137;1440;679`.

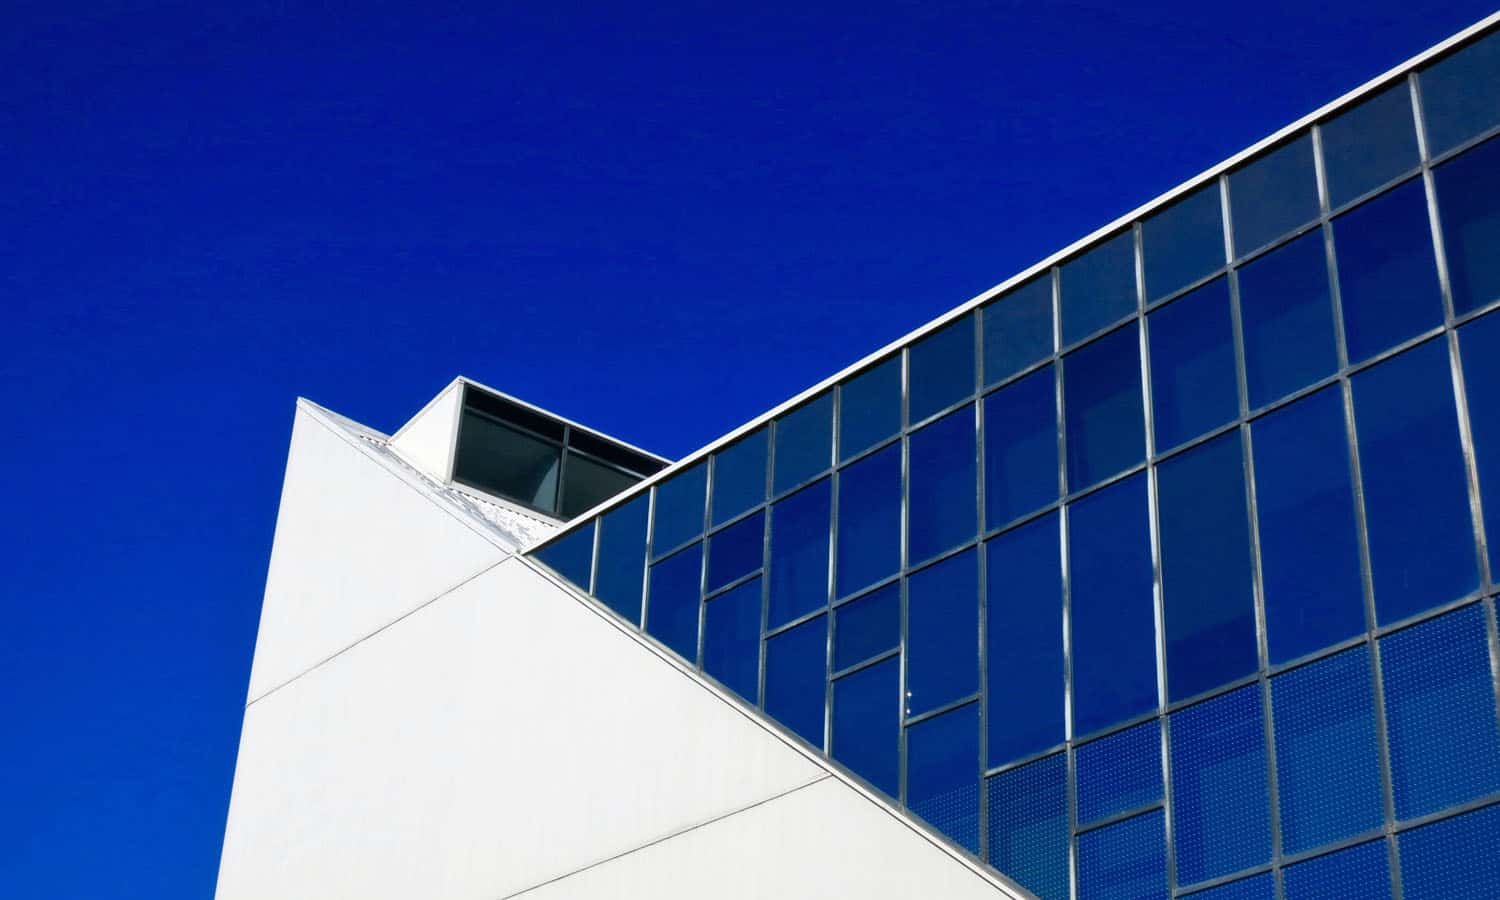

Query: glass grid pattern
529;24;1500;898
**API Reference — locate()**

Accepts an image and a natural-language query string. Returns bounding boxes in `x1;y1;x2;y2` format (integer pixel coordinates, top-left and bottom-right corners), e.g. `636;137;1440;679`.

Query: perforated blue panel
1182;872;1273;900
1076;720;1163;825
1399;801;1500;899
1282;839;1392;899
1076;809;1167;900
988;754;1069;900
1170;685;1270;885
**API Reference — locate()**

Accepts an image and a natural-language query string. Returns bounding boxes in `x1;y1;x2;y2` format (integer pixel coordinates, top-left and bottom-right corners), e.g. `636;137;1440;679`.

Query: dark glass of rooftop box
1060;229;1136;346
1229;134;1320;257
1143;181;1225;302
1321;80;1420;208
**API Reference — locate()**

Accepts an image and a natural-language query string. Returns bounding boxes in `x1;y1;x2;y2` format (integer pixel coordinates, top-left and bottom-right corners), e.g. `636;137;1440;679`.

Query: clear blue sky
2;2;1493;896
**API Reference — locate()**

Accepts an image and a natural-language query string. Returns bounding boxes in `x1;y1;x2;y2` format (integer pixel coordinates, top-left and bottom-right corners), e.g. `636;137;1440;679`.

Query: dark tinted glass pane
983;366;1058;528
1159;432;1257;701
531;521;595;591
1283;840;1392;900
767;479;831;628
834;584;899;671
1399;802;1500;900
1170;686;1270;884
764;614;826;747
1380;604;1500;819
645;543;701;663
906;702;980;852
1188;873;1274;900
1460;311;1500;574
1237;230;1338;408
773;393;832;494
1076;720;1162;825
1353;339;1477;622
832;656;899;797
706;511;763;592
453;410;561;511
594;494;649;624
988;755;1069;900
1252;387;1365;663
1434;134;1500;314
1061;230;1137;345
1148;278;1238;449
702;576;761;702
909;314;976;423
652;463;706;556
1322;81;1420;208
1069;475;1158;736
1230;134;1319;256
835;444;902;598
908;405;977;564
1420;29;1500;157
985;515;1064;767
906;549;979;716
1271;647;1383;854
711;429;767;527
840;356;901;461
1064;325;1145;490
1144;181;1225;302
983;275;1054;385
1333;178;1443;362
1077;810;1167;900
560;452;637;519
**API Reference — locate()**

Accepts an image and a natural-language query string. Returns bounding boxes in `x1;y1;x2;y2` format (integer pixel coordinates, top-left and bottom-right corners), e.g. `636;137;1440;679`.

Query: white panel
388;379;462;481
246;404;508;700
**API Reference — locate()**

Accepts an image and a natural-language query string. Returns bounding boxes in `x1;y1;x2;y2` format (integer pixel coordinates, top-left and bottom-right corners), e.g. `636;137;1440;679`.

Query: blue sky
2;2;1493;896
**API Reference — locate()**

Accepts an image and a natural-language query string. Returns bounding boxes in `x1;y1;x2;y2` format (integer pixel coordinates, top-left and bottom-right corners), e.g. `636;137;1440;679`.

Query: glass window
983;365;1058;529
1158;431;1257;702
1170;686;1270;885
1069;474;1158;737
909;314;976;424
1143;180;1226;302
1186;873;1275;900
702;576;761;703
1419;29;1500;157
453;410;561;511
835;444;902;598
1064;324;1145;490
1321;81;1420;208
764;614;826;747
652;463;707;557
767;478;831;628
906;549;979;716
1076;810;1168;900
710;428;767;527
834;584;899;671
985;514;1064;767
1252;387;1365;663
1398;801;1500;900
1229;134;1320;256
1434;133;1500;314
905;702;980;852
1283;840;1392;900
1352;338;1477;623
1148;277;1238;450
594;493;649;624
531;520;594;592
832;655;899;798
1380;604;1500;819
773;393;832;495
1076;721;1163;826
560;452;637;519
645;542;701;663
987;754;1069;900
908;405;978;564
983;274;1054;385
1333;178;1443;362
1460;311;1500;574
840;356;902;461
1237;230;1338;409
706;511;763;592
1060;229;1137;346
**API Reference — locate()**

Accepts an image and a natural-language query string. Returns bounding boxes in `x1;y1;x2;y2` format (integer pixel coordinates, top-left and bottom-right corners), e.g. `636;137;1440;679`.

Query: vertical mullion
641;486;657;631
1049;265;1080;900
697;458;712;668
827;387;841;754
974;312;991;864
587;511;602;597
759;421;776;709
898;347;912;807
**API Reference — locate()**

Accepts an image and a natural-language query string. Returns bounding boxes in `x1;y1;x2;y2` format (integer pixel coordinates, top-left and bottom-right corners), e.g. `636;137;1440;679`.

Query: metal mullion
705;570;763;603
905;693;982;727
825;384;842;754
984;739;1071;778
587;513;602;596
696;458;712;669
898;346;912;807
1452;295;1500;331
556;424;571;517
1373;594;1485;640
1075;801;1167;837
1232;217;1328;268
757;417;775;709
640;487;658;630
1391;789;1500;834
907;390;980;434
974;309;991;865
832;647;902;681
1421;114;1500;170
837;430;903;470
706;502;768;538
982;495;1065;548
1143;265;1231;313
1274;827;1390;869
768;604;833;640
1050;261;1082;900
1058;307;1142;358
1179;862;1276;897
977;348;1054;399
1324;163;1427;219
768;465;834;505
834;570;903;607
906;536;982;579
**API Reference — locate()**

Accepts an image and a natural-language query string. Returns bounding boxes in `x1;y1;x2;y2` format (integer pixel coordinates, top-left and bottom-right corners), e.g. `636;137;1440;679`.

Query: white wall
388;378;462;482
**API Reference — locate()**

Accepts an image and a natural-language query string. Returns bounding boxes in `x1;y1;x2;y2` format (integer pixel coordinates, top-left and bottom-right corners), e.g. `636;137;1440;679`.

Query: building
216;14;1500;900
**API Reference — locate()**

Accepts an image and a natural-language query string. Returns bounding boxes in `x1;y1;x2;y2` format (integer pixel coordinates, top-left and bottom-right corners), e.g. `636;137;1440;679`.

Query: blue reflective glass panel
703;577;761;702
1077;810;1168;900
645;543;701;662
1064;324;1145;490
909;313;976;424
1399;802;1500;900
1434;133;1500;314
764;614;826;747
835;444;902;598
984;275;1053;385
1252;387;1364;663
532;520;594;592
834;583;899;671
1186;873;1274;900
706;511;763;592
594;494;649;624
984;365;1058;528
1148;277;1237;449
1333;178;1442;362
832;655;899;798
1076;720;1162;825
1420;29;1500;157
908;405;977;564
1170;686;1270;885
711;428;767;527
986;514;1064;767
906;549;978;716
1229;134;1319;256
1061;229;1137;346
1143;181;1225;302
1283;840;1391;900
773;393;832;495
1380;604;1500;819
1460;311;1500;574
1158;431;1257;701
988;755;1069;900
840;356;901;461
1352;338;1477;623
1069;474;1157;736
1237;230;1338;408
906;702;980;852
767;478;830;628
1321;81;1420;209
652;463;706;557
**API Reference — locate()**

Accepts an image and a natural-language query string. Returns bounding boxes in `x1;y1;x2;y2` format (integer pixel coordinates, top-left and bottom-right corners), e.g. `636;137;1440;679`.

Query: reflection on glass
832;655;900;797
594;494;649;624
702;576;761;703
834;583;899;671
1333;178;1442;362
1143;181;1225;302
1237;230;1338;408
840;356;902;461
706;510;763;592
909;314;975;424
1419;29;1500;157
652;463;706;556
646;542;702;662
906;549;979;716
1459;312;1500;575
985;514;1063;767
1148;278;1238;450
773;393;832;494
764;614;826;747
710;428;767;526
1064;324;1144;490
767;478;831;627
1229;134;1320;256
835;444;902;598
983;366;1057;528
531;519;595;592
1433;134;1500;314
1060;229;1136;345
907;405;977;564
1321;81;1419;208
983;275;1053;385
